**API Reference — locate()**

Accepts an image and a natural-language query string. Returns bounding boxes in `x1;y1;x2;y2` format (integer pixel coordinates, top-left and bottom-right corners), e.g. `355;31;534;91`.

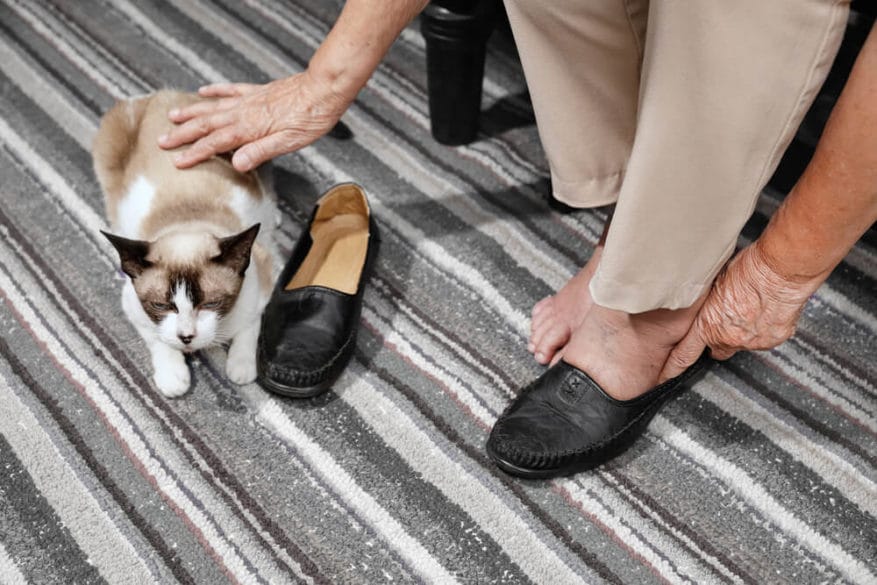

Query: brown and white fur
93;90;277;397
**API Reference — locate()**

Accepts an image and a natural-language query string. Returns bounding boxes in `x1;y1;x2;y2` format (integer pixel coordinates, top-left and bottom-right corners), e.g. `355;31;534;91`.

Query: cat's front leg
226;320;260;384
150;342;190;397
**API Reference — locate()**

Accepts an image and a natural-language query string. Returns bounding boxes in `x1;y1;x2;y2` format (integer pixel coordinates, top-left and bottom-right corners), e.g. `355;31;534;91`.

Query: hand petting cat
158;72;350;172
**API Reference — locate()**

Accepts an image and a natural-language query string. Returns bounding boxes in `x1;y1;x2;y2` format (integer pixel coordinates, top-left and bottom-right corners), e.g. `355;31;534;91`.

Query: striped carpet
0;0;875;583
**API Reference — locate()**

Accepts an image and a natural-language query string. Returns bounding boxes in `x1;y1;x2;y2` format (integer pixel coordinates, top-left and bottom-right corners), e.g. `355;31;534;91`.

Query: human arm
158;0;429;171
660;25;877;379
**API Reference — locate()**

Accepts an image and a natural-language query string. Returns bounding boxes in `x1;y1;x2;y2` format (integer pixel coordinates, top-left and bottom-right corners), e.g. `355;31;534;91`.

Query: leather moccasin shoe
257;183;378;397
486;353;710;478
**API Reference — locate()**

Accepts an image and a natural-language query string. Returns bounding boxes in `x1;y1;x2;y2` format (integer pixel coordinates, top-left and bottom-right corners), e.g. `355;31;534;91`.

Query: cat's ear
213;224;260;276
101;231;152;278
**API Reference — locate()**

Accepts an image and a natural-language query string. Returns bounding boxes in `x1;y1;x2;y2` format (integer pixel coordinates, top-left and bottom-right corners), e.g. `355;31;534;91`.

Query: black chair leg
421;0;498;145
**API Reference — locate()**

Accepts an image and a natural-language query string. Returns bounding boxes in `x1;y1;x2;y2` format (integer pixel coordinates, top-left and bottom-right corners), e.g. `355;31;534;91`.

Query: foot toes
533;326;572;366
531;296;553;320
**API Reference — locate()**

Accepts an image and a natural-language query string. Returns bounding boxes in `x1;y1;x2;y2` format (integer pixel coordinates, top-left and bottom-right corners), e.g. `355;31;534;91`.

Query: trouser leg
590;0;850;311
502;0;649;207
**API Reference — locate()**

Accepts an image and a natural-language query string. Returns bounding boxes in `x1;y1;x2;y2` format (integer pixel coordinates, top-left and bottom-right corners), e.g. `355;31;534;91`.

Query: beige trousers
504;0;850;312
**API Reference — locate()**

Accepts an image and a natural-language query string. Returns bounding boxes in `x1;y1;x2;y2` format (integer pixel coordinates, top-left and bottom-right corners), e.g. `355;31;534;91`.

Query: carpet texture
0;1;875;583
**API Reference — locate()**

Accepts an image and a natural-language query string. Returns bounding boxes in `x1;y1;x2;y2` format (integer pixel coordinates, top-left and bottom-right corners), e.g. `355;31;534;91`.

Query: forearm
308;0;429;103
757;26;877;282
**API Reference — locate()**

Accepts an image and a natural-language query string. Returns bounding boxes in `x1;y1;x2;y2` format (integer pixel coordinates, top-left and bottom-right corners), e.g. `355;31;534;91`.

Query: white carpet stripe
652;416;876;584
0;225;316;584
362;305;499;422
236;383;459;585
0;368;157;585
560;480;696;585
3;0;128;99
771;344;877;427
0;33;95;150
810;288;877;334
695;372;877;518
0;116;107;248
339;373;591;584
370;278;515;398
0;539;29;585
790;335;877;406
109;0;227;84
597;473;746;585
0;262;275;585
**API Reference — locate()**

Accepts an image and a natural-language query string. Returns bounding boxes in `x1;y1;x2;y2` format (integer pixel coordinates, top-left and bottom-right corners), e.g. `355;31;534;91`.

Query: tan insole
285;213;369;294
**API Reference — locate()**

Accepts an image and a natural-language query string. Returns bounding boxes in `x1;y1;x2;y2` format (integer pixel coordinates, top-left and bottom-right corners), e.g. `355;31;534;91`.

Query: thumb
659;321;707;383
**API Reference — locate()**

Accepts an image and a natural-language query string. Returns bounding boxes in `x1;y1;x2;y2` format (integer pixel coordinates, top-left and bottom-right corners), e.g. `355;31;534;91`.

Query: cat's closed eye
200;301;222;310
150;301;177;312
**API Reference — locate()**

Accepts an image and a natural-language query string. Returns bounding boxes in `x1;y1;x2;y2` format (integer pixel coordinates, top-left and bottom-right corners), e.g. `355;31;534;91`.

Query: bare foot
557;296;706;400
529;246;603;365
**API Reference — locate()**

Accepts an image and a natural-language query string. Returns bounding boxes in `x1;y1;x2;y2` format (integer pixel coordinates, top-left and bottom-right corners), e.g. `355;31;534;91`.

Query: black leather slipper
257;183;378;398
486;352;710;478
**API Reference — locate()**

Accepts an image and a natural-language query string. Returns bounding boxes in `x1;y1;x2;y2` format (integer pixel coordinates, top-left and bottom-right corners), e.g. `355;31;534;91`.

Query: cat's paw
226;352;257;385
154;362;191;397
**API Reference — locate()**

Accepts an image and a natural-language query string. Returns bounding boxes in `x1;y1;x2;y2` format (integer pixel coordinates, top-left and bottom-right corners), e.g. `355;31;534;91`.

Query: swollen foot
558;298;704;400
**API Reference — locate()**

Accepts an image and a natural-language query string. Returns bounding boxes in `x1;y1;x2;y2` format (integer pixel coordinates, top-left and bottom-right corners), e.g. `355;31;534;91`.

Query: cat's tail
92;95;152;208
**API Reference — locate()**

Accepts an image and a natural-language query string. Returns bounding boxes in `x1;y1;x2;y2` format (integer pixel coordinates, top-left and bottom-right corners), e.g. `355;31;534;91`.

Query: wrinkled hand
158;72;350;172
659;242;825;381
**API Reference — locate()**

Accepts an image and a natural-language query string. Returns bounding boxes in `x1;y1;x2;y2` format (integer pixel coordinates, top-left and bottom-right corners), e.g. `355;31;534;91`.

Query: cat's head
102;224;260;352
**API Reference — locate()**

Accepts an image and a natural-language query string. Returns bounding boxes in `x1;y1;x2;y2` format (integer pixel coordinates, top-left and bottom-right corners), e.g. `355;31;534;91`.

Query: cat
93;90;278;397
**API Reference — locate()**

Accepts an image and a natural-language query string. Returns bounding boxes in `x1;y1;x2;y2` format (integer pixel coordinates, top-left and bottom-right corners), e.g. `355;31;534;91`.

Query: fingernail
158;134;168;144
168;108;179;118
535;352;545;362
527;343;535;353
173;154;183;164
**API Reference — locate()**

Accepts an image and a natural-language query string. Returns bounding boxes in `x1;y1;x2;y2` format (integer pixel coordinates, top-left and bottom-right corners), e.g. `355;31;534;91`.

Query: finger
166;96;240;125
173;126;245;168
198;83;260;98
232;130;303;172
659;322;707;383
160;111;233;150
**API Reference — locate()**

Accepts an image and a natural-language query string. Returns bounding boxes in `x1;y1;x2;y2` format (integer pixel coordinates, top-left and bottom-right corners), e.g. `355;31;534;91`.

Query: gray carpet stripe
0;361;155;584
652;417;875;583
669;391;877;553
0;398;106;585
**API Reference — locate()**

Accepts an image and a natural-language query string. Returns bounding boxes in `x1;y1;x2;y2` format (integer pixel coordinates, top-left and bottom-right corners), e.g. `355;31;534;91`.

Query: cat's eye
200;301;222;310
150;301;176;312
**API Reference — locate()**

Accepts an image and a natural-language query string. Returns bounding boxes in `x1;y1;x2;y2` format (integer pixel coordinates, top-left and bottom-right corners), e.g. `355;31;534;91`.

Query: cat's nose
178;334;194;345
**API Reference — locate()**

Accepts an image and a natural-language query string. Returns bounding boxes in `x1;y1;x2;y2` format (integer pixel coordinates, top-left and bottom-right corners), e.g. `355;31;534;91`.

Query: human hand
659;242;825;381
158;72;351;172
